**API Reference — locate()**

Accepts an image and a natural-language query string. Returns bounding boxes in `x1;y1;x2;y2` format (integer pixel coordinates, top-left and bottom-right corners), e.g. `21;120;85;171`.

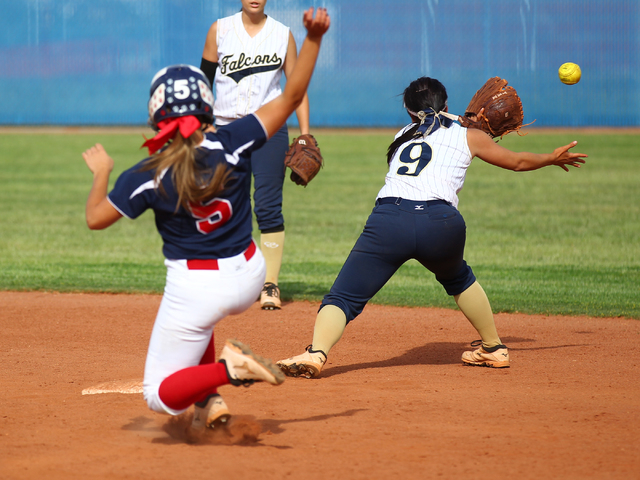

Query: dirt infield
1;291;639;479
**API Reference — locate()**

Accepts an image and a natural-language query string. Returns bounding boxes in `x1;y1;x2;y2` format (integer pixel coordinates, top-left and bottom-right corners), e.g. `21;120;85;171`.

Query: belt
186;240;257;270
376;197;451;207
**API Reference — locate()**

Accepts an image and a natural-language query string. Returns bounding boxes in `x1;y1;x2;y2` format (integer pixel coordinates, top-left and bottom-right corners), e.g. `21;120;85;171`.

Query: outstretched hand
82;143;122;230
552;141;588;172
303;7;330;39
82;143;114;176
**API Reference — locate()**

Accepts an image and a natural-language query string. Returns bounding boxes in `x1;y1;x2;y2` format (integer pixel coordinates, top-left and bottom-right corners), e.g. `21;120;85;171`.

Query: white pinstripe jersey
376;122;472;208
214;12;290;125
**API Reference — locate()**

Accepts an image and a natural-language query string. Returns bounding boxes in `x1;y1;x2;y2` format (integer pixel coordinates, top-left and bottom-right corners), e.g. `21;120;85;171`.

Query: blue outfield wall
0;0;638;127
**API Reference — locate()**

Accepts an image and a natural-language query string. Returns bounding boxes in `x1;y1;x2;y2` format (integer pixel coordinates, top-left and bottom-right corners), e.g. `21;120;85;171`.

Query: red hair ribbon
142;115;201;155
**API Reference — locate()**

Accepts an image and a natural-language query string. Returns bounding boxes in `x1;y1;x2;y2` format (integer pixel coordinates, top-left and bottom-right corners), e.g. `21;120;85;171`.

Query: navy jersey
108;114;267;259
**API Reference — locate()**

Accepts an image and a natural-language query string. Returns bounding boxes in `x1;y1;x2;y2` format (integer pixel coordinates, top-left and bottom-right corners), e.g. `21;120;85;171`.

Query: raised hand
82;143;114;176
303;7;330;39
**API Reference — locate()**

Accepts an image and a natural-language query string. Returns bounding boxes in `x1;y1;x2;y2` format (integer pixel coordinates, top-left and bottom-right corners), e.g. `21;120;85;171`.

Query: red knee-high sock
195;333;219;400
158;362;231;411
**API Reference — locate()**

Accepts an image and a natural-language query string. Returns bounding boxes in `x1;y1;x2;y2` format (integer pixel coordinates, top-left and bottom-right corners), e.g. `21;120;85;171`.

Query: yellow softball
559;62;581;85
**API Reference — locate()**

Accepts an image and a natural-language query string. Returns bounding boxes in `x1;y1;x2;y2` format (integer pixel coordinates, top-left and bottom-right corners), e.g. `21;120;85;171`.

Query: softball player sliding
82;8;330;430
200;0;313;310
278;76;587;378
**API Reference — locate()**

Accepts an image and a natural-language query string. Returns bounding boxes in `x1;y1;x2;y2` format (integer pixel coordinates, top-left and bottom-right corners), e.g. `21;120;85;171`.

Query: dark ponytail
386;77;448;164
386;124;420;165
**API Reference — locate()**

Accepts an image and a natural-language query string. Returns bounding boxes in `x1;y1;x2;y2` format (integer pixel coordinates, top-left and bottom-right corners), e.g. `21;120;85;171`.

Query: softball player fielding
82;8;330;429
200;0;313;310
277;76;587;378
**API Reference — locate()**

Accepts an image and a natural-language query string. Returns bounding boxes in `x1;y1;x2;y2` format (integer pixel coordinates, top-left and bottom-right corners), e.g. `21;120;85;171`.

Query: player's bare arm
82;143;123;230
283;31;310;135
255;8;329;138
202;21;219;63
467;128;588;172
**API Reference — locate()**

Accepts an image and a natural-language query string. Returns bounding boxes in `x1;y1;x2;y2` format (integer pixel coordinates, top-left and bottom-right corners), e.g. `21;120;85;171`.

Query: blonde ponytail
141;130;233;212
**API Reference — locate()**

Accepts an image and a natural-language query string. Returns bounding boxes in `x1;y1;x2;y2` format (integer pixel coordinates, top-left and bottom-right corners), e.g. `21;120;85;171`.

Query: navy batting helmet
148;64;214;130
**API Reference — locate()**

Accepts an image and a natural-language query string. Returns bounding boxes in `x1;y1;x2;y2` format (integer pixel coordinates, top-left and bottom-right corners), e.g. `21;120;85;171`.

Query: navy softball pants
321;198;476;323
250;124;289;233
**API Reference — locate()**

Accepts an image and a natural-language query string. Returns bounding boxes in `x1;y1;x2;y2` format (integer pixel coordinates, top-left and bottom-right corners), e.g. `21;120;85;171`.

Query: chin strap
142;115;201;155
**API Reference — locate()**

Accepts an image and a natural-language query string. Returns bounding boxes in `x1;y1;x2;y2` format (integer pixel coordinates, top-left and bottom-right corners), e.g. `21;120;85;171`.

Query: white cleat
277;345;328;378
260;282;281;310
462;341;510;368
192;394;230;430
219;339;285;386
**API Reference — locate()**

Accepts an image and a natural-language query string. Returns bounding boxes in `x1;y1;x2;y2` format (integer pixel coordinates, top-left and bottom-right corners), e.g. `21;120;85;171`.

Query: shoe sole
462;359;510;368
192;398;231;430
261;303;281;310
206;411;231;428
227;339;286;385
193;411;231;430
277;362;321;379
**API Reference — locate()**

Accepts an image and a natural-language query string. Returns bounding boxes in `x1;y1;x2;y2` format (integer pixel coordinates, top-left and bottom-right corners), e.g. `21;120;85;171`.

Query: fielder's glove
459;77;533;139
284;134;323;186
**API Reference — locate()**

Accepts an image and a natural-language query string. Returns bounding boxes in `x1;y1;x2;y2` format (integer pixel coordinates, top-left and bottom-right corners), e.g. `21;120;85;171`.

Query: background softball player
200;0;312;310
81;7;330;429
278;76;587;377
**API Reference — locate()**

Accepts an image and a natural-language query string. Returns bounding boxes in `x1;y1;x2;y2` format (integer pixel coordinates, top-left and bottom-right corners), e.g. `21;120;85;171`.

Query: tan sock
260;231;285;285
454;281;502;349
311;305;347;355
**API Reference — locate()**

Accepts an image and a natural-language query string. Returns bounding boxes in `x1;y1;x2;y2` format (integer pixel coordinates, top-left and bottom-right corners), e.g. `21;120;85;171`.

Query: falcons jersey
376;122;472;207
214;12;289;125
107;114;267;260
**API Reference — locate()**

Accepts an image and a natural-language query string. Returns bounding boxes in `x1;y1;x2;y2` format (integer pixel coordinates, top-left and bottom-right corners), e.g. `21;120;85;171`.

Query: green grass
0;128;638;318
